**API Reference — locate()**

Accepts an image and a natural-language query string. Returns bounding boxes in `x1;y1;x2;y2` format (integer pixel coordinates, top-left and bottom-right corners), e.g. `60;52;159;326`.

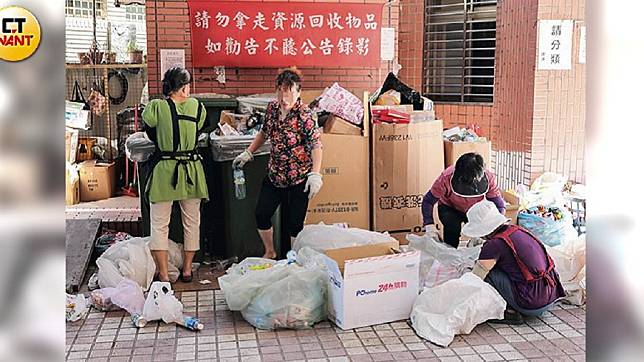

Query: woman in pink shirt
421;152;505;248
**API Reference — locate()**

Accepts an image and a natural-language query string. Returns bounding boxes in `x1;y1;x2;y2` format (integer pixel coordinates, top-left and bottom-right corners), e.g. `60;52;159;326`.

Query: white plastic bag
547;235;586;305
125;132;156;162
293;224;396;252
96;237;157;291
166;239;184;283
410;273;506;347
66;294;89;322
142;282;184;324
407;233;481;290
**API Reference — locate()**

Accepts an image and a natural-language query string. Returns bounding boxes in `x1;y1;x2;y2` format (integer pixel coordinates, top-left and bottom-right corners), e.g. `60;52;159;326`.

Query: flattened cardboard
444;139;492;169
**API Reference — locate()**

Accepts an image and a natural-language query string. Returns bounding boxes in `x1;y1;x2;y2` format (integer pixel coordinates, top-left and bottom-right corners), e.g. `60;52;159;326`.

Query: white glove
424;224;439;239
232;149;253;169
303;172;323;199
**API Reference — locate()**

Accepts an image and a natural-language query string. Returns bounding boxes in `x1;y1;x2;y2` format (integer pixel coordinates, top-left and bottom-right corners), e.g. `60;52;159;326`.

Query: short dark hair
162;67;191;96
454;152;485;184
276;67;302;91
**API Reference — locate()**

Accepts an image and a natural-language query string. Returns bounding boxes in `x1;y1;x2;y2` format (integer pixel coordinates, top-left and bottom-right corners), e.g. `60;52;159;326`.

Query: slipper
489;310;524;325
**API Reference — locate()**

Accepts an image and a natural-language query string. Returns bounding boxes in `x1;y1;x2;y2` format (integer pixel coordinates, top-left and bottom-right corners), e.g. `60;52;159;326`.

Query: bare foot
262;251;277;259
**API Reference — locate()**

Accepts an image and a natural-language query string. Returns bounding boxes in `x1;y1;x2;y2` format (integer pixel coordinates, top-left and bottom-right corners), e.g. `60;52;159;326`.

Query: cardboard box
79;160;116;202
444;139;492;169
219;110;250;130
65;128;79;164
322;242;420;330
77;137;96;162
502;190;520;225
372;120;444;238
66;167;80;206
323;115;363;136
306;133;370;229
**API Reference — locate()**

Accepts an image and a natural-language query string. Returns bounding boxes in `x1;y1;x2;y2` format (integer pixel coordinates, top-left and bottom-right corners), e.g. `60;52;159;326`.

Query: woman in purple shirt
422;153;505;248
463;200;565;324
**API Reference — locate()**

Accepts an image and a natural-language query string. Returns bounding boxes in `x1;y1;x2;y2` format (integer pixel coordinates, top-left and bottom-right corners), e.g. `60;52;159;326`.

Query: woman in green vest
142;67;208;283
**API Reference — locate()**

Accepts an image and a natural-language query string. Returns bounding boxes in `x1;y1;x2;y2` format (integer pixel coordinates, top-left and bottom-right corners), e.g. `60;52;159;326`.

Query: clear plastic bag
410;273;506;347
125;132;156;162
517;210;578;247
546;235;586;305
233;168;247;200
407;233;481;290
66;294;89;322
91;279;145;315
209;133;271;161
241;267;327;330
293;224;397;252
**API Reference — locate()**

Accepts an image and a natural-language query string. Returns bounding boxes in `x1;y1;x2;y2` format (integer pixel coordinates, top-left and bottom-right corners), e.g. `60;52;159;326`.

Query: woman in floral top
233;68;323;259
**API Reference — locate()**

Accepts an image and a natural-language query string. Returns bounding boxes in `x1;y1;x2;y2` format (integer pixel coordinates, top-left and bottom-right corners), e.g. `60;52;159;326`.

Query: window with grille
65;0;107;18
423;0;497;103
125;5;145;21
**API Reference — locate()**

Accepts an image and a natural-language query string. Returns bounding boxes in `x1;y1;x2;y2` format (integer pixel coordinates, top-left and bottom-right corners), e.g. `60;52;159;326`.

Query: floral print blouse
261;99;322;188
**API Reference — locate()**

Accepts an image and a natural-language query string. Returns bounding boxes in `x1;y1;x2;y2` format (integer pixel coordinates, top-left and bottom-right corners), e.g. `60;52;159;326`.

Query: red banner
187;1;384;68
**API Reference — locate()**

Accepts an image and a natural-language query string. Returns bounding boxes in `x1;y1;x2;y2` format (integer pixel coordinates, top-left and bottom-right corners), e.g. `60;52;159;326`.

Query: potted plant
127;40;143;64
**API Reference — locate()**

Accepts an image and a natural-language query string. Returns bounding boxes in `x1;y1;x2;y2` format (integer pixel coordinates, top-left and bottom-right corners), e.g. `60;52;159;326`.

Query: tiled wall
145;0;399;96
491;0;540;190
532;0;586;184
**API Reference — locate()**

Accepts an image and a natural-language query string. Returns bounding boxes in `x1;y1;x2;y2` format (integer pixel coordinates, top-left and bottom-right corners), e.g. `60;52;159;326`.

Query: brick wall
146;0;398;96
397;0;423;91
532;0;586;184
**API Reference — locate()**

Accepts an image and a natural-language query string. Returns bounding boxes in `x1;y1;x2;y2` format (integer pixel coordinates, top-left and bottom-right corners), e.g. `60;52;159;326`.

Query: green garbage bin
193;94;238;133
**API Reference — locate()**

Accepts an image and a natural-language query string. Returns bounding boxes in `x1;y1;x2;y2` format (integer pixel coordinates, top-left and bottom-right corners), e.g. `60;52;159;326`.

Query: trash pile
293;223;397;253
505;172;587;304
369;73;435;124
310;82;364;126
442;125;484;142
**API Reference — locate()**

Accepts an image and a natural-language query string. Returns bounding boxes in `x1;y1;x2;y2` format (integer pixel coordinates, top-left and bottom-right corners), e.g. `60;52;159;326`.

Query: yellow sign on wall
0;6;41;62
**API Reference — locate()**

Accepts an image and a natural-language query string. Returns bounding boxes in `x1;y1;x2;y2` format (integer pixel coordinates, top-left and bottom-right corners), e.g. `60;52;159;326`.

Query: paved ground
66;290;585;362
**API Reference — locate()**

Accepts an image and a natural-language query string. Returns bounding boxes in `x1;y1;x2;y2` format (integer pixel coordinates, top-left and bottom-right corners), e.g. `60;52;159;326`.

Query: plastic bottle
178;316;204;331
131;313;147;328
233;168;246;200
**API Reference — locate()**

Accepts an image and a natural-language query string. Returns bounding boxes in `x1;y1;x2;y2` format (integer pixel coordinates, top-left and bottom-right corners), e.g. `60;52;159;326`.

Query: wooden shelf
65;63;147;70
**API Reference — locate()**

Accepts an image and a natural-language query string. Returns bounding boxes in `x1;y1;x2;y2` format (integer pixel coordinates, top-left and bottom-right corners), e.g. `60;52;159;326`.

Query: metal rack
65;63;147;160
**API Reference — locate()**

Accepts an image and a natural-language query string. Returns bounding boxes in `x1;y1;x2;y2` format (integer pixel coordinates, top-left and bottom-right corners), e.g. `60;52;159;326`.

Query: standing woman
142;67;208;282
233;67;323;259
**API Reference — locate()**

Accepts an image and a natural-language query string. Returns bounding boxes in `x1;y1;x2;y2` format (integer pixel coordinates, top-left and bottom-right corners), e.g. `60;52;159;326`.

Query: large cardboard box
65;167;80;206
444;139;492;169
322;242;420;330
372;120;444;242
65;128;79;164
79;160;116;202
306;133;370;229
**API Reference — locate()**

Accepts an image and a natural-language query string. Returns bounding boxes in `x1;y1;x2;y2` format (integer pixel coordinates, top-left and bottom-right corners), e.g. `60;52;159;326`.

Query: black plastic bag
377;72;424;110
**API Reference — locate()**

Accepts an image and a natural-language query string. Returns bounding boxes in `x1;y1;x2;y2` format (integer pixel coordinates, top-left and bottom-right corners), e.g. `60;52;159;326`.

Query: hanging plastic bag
66;294;89;322
241;267;327;330
293;224;397;252
407;233;481;290
410;273;506;347
125;132;156;162
88;81;108;116
96;237;157;290
546;235;586;305
142;282;184;324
